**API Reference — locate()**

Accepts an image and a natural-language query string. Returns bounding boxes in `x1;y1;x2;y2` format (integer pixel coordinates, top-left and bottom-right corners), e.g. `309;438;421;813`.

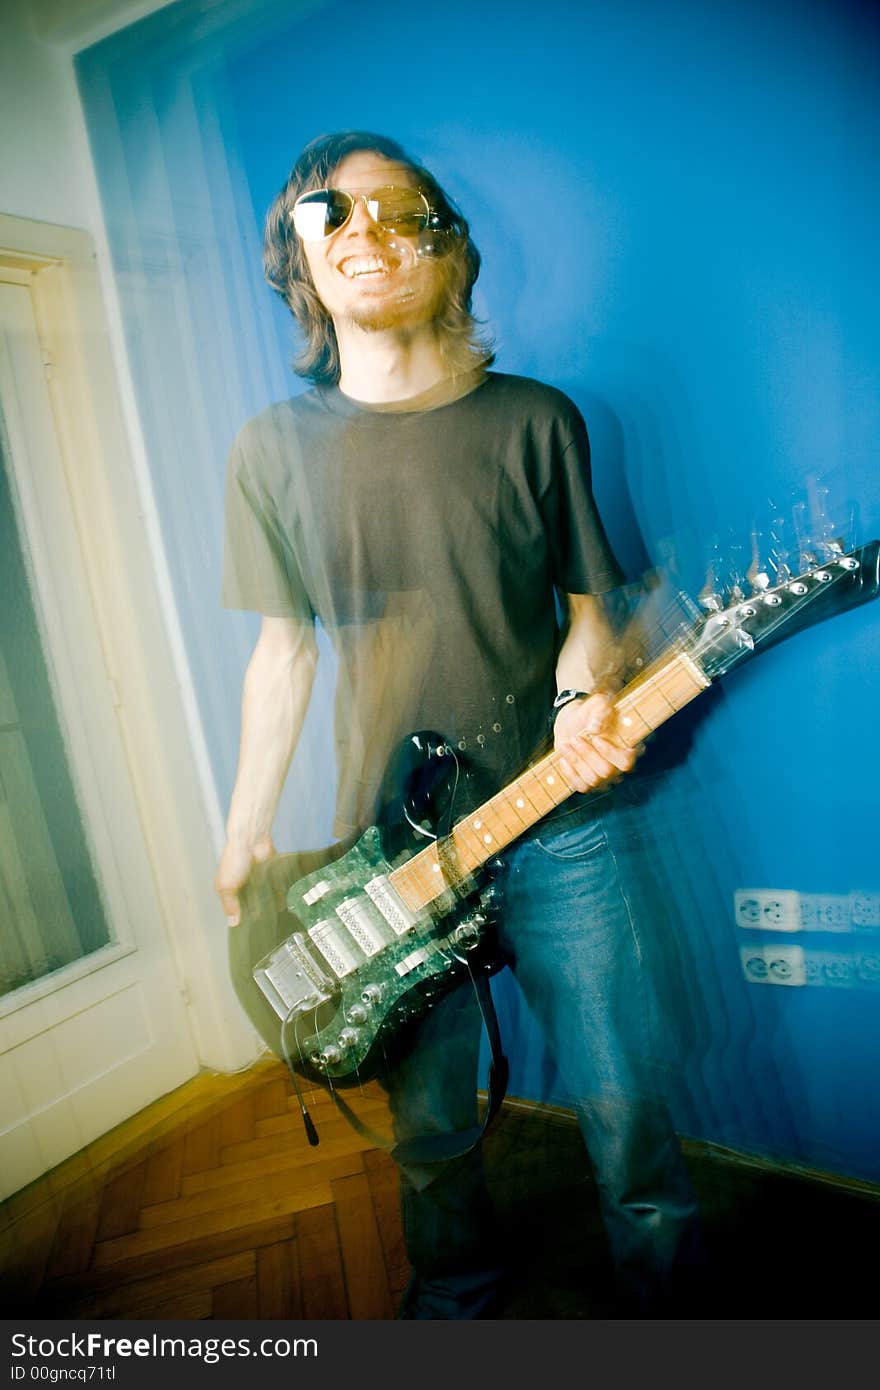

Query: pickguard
253;826;496;1085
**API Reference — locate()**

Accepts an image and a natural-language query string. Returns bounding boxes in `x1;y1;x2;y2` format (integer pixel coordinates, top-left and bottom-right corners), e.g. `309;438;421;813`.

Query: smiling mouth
338;255;398;280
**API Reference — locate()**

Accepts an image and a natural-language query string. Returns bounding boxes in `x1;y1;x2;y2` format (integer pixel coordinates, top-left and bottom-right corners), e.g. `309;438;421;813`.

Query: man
217;131;703;1317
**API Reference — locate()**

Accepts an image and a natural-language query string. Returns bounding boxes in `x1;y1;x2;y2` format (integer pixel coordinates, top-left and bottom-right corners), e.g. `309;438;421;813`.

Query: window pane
0;420;112;998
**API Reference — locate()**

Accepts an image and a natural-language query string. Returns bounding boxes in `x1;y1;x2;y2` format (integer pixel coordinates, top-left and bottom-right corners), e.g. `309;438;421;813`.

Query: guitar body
255;825;501;1089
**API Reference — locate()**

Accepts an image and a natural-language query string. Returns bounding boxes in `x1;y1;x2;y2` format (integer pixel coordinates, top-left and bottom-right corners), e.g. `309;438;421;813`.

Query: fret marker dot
547;775;555;785
622;716;633;727
483;833;493;844
432;863;441;872
474;819;482;830
516;798;525;808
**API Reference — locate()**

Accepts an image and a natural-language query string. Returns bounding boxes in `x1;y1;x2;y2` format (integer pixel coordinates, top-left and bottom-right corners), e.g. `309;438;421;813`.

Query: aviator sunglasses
291;185;432;242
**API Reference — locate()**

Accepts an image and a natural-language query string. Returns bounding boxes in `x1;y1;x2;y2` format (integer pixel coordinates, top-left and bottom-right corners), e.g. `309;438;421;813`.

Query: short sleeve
222;419;314;621
541;406;625;595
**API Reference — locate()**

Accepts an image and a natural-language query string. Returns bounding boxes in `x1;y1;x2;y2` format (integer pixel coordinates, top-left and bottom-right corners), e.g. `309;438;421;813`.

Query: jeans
386;778;704;1317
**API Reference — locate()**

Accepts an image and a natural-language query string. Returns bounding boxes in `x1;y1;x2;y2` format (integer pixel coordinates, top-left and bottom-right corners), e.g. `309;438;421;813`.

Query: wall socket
799;894;851;933
740;943;807;987
735;888;880;934
851;894;880;929
854;951;880;987
740;944;880;991
735;889;802;932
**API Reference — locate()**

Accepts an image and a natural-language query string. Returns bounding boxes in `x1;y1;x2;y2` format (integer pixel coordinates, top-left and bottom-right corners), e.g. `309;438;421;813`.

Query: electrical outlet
736;888;880;940
760;891;801;929
740;943;806;986
740;945;770;982
795;948;879;990
735;894;762;926
801;949;855;988
797;896;816;930
854;952;880;987
799;893;852;933
735;889;801;932
803;951;826;987
850;893;880;929
764;944;807;986
816;949;855;988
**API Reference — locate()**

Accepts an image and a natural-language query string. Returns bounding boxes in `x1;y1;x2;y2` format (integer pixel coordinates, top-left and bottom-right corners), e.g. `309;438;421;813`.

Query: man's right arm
215;614;318;925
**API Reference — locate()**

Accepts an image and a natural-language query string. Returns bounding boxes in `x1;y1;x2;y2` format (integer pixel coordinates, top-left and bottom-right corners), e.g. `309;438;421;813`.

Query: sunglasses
291;185;431;242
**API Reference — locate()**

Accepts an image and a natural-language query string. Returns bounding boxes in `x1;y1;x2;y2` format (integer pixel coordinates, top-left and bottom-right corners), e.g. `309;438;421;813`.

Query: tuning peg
793;475;856;569
698;530;747;611
747;520;770;592
748;503;794;593
697;534;726;611
807;477;841;561
792;499;821;572
697;583;725;613
724;533;748;603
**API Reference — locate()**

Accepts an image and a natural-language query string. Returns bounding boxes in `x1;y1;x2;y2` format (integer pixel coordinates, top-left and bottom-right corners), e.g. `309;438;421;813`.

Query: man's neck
335;321;449;404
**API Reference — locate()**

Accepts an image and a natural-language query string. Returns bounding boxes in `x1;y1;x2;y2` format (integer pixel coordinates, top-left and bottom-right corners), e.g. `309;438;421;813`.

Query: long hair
263;131;494;384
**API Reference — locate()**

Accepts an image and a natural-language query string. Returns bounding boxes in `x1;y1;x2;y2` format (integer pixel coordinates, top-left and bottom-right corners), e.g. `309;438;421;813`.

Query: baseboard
490;1092;880;1204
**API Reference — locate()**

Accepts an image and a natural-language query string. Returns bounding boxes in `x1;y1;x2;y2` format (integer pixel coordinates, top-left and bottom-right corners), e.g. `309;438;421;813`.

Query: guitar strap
326;967;510;1167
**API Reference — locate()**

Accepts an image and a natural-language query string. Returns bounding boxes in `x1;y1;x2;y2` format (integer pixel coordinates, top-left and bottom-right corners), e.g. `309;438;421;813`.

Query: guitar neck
389;646;710;914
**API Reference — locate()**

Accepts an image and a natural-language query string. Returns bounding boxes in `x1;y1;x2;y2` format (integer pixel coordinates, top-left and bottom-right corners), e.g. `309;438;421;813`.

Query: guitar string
397;652;698;896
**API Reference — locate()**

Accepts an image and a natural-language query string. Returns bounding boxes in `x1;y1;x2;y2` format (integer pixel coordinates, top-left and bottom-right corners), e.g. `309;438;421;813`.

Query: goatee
346;261;447;334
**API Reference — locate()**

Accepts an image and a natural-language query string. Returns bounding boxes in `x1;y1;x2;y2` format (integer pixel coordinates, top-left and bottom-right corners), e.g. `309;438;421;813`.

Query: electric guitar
253;539;879;1087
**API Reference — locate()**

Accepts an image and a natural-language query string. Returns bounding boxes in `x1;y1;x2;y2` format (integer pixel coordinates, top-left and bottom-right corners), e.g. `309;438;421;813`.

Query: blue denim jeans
387;778;704;1318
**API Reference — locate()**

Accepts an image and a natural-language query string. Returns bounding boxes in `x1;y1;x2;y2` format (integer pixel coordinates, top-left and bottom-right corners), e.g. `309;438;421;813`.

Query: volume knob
453;920;481;950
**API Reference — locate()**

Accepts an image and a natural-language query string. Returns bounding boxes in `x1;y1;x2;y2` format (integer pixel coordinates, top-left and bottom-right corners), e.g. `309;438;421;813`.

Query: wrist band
549;688;591;734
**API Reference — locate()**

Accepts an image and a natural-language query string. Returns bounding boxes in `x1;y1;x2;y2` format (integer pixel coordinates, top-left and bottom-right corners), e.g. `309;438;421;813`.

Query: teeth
341;257;390;278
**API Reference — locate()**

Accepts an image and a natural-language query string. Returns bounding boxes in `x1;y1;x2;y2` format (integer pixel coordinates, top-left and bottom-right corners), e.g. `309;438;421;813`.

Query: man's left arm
553;592;643;794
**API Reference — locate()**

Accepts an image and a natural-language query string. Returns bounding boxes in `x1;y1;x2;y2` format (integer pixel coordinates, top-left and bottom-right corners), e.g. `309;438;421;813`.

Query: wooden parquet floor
5;1056;880;1320
0;1060;409;1320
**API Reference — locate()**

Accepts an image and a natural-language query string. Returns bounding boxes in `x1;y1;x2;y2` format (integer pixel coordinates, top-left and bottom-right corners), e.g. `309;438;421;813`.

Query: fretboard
389;646;710;914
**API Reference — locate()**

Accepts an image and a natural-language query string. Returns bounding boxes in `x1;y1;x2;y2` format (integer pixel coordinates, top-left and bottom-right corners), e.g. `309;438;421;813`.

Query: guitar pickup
308;919;360;979
335;896;388;957
395;943;438;977
364;874;417;936
302;879;332;906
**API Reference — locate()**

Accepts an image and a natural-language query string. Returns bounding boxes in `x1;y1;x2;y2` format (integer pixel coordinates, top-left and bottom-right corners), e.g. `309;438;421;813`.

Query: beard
344;256;449;334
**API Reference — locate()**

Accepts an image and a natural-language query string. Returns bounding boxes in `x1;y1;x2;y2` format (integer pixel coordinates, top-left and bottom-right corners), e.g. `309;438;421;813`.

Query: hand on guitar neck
552;691;645;795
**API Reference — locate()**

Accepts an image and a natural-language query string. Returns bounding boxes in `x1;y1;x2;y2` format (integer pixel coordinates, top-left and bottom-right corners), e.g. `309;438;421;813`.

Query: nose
343;196;383;239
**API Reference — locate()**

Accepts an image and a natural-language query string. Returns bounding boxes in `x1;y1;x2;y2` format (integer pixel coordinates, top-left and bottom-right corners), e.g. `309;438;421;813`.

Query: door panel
0;279;199;1200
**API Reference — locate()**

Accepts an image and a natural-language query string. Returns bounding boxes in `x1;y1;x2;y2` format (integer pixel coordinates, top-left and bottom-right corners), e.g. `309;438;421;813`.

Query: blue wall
77;0;880;1180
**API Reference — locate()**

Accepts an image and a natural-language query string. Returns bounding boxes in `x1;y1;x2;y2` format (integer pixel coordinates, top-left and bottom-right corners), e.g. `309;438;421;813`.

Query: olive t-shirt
223;371;624;833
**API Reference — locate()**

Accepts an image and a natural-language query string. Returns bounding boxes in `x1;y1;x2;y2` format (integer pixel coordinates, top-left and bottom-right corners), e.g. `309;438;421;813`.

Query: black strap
327;966;509;1167
548;688;592;735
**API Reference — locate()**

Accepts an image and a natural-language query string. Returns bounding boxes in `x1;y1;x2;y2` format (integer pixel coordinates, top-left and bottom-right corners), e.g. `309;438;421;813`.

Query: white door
0;279;200;1201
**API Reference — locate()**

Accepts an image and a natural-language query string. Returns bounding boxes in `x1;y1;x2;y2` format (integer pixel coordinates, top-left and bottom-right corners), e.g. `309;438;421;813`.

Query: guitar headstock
690;539;880;680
